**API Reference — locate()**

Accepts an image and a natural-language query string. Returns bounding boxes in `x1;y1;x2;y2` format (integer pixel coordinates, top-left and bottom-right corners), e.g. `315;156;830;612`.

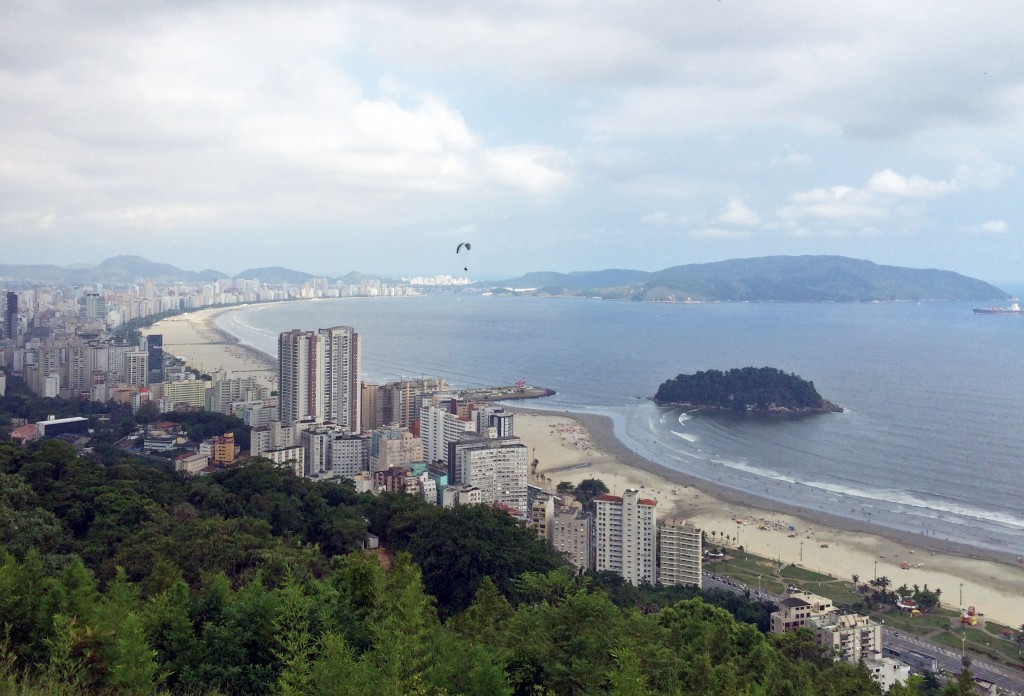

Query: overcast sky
2;1;1022;283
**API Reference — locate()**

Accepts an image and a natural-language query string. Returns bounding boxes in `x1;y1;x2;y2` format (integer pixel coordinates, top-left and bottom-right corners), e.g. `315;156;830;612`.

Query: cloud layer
0;1;1021;280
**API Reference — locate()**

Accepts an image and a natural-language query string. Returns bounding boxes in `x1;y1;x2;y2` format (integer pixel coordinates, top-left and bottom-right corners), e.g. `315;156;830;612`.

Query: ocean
217;294;1024;556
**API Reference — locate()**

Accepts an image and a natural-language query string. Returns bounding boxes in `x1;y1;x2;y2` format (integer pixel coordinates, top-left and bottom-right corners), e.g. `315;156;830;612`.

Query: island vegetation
654;367;841;413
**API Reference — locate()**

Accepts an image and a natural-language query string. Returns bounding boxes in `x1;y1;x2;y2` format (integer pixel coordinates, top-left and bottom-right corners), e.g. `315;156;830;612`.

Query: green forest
654;367;839;413
0;439;971;694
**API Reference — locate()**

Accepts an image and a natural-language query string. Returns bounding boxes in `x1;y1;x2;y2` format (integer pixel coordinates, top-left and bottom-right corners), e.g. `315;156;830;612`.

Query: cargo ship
973;301;1023;315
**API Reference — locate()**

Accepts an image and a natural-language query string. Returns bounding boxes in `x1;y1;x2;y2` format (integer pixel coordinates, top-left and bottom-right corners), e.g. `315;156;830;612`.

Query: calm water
218;295;1024;555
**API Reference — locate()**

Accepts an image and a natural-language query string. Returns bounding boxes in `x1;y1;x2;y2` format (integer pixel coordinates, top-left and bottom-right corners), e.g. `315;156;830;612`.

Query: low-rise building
769;588;835;633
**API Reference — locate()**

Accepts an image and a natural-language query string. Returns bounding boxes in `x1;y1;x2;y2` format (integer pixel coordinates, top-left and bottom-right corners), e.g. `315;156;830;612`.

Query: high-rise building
145;334;164;382
320;326;360;433
1;291;17;341
78;293;107;325
124;350;149;388
449;436;528;513
595;489;657;586
278;326;360;432
420;403;474;465
552;504;593;572
361;382;384;431
657;517;702;588
382;378;448;428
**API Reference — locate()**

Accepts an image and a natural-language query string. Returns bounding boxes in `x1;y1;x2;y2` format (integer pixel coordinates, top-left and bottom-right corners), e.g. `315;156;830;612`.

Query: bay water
218;295;1024;556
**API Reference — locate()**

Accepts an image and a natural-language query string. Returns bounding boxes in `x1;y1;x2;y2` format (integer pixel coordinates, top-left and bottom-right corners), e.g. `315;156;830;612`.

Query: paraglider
457;242;471;271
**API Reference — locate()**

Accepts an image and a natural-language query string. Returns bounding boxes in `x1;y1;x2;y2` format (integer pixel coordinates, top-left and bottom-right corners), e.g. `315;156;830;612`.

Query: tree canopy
654;367;840;413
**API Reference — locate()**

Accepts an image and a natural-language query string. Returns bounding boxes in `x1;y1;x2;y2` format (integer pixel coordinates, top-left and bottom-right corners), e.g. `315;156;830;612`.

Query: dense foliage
654;367;836;412
0;438;959;694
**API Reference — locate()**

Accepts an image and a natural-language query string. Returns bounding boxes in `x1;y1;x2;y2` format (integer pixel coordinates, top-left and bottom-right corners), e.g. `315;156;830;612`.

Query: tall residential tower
278;326;360;432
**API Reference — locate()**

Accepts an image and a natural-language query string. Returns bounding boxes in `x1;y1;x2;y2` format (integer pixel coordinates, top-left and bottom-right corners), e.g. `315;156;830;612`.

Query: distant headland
653;367;842;414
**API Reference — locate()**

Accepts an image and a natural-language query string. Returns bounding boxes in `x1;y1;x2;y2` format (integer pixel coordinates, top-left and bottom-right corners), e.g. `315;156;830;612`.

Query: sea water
218;294;1024;555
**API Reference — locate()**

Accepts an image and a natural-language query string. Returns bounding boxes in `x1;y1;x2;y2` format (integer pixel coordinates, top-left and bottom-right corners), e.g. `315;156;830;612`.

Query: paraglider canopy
457;242;471;271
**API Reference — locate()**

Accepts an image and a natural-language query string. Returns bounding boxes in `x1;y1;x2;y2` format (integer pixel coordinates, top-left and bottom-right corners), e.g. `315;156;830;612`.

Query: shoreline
153;303;1024;627
510;406;1024;628
142;305;278;386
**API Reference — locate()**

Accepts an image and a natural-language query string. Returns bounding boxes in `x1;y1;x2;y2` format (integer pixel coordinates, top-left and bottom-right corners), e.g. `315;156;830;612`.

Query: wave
671;430;698;443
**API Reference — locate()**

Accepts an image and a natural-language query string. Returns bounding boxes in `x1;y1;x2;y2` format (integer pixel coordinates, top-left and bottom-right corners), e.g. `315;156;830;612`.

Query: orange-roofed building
10;424;38;444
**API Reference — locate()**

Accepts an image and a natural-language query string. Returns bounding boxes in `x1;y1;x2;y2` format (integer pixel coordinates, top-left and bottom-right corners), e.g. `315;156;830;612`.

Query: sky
1;1;1022;284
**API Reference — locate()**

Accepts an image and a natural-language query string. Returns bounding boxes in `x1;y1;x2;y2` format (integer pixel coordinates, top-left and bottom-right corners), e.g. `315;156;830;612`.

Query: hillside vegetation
0;439;943;694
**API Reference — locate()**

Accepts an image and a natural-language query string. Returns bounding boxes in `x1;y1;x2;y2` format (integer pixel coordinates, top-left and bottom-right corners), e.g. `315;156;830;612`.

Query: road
702;572;1024;694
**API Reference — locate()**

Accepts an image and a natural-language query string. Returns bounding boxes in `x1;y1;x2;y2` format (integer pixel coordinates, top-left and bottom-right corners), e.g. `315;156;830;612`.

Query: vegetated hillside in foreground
490;255;1008;302
654;367;842;413
0;438;924;695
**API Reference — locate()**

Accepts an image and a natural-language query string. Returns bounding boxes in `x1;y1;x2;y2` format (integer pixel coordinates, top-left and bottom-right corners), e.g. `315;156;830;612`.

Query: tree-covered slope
0;439;934;694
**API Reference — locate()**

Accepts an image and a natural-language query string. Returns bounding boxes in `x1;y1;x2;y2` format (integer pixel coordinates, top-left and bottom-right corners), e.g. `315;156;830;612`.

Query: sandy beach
144;305;1024;628
513;409;1024;629
141;306;278;391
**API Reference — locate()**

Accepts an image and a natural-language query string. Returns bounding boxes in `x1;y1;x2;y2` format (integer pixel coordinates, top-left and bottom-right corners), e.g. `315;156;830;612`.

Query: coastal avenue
702;572;1024;695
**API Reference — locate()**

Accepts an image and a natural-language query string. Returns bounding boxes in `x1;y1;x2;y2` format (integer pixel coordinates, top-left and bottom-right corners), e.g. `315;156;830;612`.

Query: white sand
142;307;277;391
516;411;1024;628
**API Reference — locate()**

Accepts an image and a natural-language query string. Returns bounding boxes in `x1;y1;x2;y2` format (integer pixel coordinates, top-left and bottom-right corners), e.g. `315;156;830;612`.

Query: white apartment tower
595;489;657;586
658;517;702;588
449;437;528;513
420;403;474;465
278;326;360;432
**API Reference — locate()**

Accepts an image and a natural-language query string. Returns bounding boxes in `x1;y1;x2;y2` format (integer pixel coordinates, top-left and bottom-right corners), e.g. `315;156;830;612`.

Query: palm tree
851;574;859;585
1014;625;1024;657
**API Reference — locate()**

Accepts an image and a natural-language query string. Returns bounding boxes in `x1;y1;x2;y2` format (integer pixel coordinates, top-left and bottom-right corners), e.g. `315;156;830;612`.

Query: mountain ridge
489;255;1008;301
0;254;1010;300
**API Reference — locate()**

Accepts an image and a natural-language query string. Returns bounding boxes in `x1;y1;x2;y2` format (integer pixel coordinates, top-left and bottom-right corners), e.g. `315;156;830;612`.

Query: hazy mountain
490;256;1007;301
234;266;315;284
489;269;651;291
0;256;232;285
87;255;229;283
636;256;1008;301
0;254;1009;301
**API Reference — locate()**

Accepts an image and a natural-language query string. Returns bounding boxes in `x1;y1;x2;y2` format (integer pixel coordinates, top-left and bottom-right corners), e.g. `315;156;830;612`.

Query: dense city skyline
2;1;1022;283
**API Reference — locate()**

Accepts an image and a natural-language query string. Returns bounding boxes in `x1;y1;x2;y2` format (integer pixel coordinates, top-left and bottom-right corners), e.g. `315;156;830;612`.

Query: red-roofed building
595;489;657;586
10;424;38;444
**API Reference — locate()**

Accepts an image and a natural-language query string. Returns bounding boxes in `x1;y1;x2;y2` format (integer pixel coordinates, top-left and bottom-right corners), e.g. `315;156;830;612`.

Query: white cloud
866;169;959;198
779;185;888;223
481;146;573;195
965;220;1010;235
718;198;761;226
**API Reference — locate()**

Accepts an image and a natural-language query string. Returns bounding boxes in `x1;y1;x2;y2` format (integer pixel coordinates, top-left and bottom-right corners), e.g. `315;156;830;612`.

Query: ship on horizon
973;301;1023;315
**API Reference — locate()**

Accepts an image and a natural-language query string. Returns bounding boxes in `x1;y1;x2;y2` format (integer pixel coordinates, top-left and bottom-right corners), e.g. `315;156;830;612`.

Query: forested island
654;367;842;413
